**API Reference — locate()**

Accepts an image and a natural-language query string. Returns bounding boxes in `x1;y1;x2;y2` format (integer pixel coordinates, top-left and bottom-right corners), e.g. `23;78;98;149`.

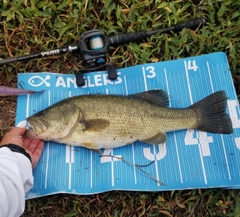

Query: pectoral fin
81;119;110;132
141;132;167;144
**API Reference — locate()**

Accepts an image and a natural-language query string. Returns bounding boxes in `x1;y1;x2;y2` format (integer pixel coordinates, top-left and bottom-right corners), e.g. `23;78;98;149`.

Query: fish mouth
27;118;48;133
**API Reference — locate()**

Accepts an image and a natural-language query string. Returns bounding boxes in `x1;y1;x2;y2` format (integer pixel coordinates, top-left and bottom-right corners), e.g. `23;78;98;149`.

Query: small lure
0;86;45;96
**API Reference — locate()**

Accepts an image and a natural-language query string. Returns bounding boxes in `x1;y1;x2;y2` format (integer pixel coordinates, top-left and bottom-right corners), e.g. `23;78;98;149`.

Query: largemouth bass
26;90;233;151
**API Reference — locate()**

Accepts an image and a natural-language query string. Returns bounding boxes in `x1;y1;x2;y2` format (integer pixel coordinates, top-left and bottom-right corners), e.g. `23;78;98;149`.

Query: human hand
0;127;44;168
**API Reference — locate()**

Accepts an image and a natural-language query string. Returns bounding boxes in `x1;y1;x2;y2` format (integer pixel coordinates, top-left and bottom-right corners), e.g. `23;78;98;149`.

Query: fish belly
55;121;159;149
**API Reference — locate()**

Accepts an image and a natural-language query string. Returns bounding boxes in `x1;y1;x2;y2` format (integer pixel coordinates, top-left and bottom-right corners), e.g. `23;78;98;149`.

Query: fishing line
101;154;166;186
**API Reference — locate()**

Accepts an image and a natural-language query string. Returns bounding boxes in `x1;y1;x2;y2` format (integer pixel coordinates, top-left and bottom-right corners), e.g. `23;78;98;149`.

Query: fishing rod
0;17;206;86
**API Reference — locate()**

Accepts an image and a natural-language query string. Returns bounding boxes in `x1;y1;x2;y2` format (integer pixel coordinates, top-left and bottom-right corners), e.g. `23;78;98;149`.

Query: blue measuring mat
15;52;240;199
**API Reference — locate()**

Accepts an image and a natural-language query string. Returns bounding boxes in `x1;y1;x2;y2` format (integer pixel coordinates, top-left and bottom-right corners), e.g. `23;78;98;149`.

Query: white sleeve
0;147;33;217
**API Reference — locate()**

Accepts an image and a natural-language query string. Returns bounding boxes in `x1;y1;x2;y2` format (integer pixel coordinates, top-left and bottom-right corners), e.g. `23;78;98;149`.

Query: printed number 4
228;100;240;149
187;60;198;71
184;130;213;156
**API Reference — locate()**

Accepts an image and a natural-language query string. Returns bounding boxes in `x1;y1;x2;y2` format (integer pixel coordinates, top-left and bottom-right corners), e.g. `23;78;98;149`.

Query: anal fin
141;132;167;144
91;149;102;154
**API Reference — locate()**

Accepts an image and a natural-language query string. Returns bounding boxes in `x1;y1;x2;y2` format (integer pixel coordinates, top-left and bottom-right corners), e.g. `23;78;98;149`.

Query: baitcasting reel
0;17;206;86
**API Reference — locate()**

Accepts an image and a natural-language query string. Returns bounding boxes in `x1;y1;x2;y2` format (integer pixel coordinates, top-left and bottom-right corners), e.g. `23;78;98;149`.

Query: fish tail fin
189;91;233;134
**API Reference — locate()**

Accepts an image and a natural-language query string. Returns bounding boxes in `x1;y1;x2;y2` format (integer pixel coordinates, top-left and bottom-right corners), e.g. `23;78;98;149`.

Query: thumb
7;127;26;136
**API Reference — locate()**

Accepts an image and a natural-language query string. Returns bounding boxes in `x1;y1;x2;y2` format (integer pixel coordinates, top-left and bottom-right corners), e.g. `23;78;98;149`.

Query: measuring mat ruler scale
15;52;240;199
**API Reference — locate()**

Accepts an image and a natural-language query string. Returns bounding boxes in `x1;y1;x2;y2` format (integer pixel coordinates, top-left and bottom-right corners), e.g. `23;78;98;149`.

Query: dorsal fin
129;89;169;107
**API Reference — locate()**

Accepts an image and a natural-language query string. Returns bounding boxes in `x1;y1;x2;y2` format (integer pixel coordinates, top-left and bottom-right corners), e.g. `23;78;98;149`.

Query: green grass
0;0;240;216
22;190;240;216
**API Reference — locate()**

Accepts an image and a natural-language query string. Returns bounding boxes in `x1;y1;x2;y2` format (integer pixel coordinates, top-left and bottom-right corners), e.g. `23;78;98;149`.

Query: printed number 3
145;66;156;78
